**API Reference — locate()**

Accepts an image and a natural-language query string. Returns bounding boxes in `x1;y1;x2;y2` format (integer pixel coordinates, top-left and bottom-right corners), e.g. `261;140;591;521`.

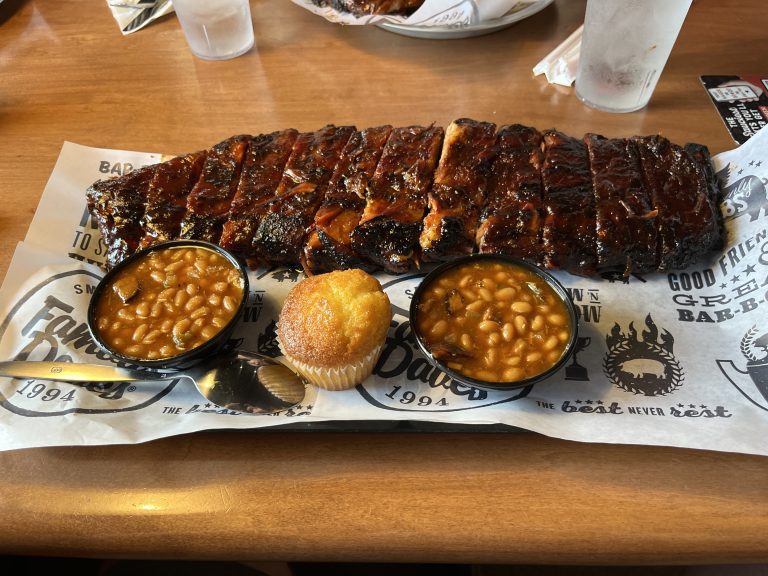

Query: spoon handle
0;361;166;382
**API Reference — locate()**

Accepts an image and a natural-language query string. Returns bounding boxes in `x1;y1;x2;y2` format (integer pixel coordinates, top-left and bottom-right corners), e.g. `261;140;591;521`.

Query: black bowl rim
87;239;249;370
409;253;579;391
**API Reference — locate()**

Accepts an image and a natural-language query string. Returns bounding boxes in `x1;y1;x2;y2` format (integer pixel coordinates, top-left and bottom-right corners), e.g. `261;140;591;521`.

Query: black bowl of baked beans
87;240;249;370
410;254;578;390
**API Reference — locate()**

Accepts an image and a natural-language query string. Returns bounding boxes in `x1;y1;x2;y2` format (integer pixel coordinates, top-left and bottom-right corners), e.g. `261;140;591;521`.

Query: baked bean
93;245;245;361
473;369;496;381
173;318;192;339
526;352;542;364
190;306;210;319
415;258;573;383
460;333;473;350
185;295;205;312
466;300;485;314
150;302;163;318
201;326;218;340
543;335;560;351
125;344;143;356
547;350;562;364
164;259;185;273
132;323;149;343
135;301;151;318
504;367;524;381
116;308;135;321
511;301;533;314
495;287;516;301
548;313;567;327
514;315;527;336
222;295;237;312
174;289;187;309
144;330;162;345
429;319;448;338
158;288;175;301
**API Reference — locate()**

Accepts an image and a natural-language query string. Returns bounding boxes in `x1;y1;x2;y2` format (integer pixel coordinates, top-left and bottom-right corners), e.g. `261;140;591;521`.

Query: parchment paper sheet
1;127;767;454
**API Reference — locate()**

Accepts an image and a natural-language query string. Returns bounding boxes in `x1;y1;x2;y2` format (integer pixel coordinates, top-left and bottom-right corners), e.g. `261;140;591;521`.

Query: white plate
376;0;555;39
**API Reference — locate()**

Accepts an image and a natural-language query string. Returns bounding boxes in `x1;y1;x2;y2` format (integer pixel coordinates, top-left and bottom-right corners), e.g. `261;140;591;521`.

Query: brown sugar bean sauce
414;260;573;384
94;246;245;361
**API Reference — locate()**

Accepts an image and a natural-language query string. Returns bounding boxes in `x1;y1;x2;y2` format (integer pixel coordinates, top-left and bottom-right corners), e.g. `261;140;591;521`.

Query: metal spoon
0;350;307;415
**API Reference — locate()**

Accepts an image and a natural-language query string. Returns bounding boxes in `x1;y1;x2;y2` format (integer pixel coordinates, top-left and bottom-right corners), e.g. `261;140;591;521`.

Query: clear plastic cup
575;0;692;113
173;0;255;61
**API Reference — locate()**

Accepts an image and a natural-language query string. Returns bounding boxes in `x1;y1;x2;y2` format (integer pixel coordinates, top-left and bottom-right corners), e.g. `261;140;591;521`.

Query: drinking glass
173;0;255;61
575;0;692;113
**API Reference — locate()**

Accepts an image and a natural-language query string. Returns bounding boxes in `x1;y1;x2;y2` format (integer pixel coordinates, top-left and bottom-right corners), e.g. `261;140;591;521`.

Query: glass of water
575;0;692;113
173;0;255;61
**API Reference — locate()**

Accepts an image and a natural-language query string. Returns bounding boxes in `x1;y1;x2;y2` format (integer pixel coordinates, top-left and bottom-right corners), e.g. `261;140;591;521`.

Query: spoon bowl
0;349;307;415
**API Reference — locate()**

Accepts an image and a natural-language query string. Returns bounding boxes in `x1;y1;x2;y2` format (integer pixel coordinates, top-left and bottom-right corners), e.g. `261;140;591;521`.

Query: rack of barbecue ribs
86;118;725;278
311;0;424;16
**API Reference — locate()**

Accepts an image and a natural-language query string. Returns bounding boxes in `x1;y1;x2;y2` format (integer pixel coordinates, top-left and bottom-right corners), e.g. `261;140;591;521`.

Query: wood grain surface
1;0;767;565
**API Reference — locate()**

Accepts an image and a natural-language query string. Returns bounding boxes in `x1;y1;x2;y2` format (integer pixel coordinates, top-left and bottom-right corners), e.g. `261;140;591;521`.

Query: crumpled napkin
105;0;175;35
533;24;582;86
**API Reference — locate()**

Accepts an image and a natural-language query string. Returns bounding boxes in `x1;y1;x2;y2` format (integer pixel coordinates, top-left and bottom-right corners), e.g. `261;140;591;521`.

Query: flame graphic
606;314;674;353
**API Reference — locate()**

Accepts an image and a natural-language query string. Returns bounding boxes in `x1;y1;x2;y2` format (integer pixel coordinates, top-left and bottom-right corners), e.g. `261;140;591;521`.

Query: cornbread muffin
277;269;391;390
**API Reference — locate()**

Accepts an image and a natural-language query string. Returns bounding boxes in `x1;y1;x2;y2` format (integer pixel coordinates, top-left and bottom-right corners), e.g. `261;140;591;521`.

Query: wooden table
1;0;767;566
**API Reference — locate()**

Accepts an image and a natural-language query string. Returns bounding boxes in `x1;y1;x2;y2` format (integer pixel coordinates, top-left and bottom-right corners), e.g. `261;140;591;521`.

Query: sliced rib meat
584;134;658;276
350;124;444;274
634;135;721;270
541;129;597;276
419;118;497;262
86;164;157;269
219;129;299;260
139;150;206;250
179;134;250;244
476;123;543;264
302;125;393;274
252;125;355;267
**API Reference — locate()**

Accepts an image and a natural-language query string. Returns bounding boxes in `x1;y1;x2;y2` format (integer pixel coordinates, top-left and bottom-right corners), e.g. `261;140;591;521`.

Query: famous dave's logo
717;163;768;222
0;270;178;417
717;325;768;411
602;315;684;396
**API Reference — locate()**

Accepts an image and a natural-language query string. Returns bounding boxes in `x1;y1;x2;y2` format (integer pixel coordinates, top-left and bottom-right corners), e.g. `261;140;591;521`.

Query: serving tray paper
1;129;768;454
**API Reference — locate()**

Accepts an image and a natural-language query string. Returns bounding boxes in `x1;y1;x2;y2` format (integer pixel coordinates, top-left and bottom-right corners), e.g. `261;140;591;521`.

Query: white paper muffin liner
278;342;384;391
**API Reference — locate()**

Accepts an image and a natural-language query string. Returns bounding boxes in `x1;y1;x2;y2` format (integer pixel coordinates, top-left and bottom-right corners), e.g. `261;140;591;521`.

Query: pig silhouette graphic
619;358;666;380
721;175;768;222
